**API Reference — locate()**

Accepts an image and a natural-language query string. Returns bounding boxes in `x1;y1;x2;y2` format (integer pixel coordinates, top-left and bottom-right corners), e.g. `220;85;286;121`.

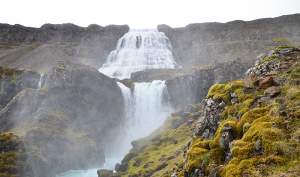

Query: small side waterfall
99;29;176;79
38;74;44;89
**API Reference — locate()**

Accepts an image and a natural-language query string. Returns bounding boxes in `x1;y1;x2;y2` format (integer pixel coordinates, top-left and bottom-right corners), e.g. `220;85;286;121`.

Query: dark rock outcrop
0;23;129;72
0;61;124;177
166;58;254;109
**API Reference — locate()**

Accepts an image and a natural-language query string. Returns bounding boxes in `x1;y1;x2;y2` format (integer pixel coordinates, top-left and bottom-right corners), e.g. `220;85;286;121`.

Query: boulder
259;76;273;87
97;169;110;177
264;86;280;98
289;79;300;85
116;163;128;172
243;76;253;88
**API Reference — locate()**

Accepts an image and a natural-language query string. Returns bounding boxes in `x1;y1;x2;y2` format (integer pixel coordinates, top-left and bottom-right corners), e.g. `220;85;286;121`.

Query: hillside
103;45;300;177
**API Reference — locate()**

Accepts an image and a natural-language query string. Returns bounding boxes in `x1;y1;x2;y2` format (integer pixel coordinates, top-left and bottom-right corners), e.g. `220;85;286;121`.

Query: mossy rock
97;169;110;177
122;151;139;163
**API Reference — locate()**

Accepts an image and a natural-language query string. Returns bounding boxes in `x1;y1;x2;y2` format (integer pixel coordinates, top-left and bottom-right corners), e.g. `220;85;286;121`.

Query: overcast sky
1;0;299;29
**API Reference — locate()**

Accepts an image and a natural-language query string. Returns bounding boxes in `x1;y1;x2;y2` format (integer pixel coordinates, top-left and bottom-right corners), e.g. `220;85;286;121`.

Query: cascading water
57;29;177;177
38;74;44;89
109;80;173;157
99;29;176;79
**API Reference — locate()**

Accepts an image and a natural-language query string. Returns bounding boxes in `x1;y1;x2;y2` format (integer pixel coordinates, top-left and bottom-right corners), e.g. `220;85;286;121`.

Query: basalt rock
166;58;254;109
158;14;300;69
0;23;129;72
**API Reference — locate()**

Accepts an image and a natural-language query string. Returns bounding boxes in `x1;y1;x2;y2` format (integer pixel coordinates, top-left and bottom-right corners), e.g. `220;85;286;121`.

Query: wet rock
264;86;280;98
243;76;253;88
115;163;120;171
97;169;110;177
259;76;273;87
116;162;128;172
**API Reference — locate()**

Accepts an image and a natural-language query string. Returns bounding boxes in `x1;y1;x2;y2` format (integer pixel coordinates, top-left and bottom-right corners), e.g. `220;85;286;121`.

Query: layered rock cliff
158;14;300;69
0;23;129;72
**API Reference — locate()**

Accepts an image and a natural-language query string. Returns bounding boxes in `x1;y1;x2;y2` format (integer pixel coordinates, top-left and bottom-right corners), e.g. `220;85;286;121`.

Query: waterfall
99;29;176;79
111;81;172;157
38;74;44;89
57;29;177;177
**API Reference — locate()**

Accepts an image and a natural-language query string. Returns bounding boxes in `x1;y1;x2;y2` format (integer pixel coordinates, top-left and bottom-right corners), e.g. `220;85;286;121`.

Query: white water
99;29;176;79
109;81;173;157
56;158;119;177
57;29;176;177
38;74;44;89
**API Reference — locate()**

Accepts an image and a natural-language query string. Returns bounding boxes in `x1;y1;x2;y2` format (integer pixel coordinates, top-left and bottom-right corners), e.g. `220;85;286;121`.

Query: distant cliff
158;14;300;69
0;23;129;72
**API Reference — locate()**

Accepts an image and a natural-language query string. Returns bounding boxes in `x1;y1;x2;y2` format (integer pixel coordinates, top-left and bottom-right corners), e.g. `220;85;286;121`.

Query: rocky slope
0;61;124;177
158;14;300;69
0;23;129;72
103;45;300;177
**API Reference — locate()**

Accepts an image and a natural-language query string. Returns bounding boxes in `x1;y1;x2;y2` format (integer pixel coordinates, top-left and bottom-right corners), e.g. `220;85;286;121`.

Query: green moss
186;147;208;173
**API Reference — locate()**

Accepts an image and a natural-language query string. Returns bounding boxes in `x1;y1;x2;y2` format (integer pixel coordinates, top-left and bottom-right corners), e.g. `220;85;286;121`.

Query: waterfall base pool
56;158;120;177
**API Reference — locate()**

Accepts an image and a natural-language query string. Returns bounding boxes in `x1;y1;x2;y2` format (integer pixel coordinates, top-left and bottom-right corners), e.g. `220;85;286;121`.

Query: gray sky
1;0;299;29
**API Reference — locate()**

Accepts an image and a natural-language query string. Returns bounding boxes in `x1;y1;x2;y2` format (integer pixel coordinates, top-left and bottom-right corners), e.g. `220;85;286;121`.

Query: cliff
0;23;129;72
158;14;300;69
0;61;124;177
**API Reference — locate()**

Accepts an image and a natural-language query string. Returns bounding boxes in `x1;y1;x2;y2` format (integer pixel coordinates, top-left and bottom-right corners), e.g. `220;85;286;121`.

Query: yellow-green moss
207;81;245;103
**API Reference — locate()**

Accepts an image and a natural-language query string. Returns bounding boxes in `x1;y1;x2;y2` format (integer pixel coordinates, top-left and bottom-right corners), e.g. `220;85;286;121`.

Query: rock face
0;61;124;177
158;14;300;68
166;58;254;109
0;23;129;72
0;67;41;108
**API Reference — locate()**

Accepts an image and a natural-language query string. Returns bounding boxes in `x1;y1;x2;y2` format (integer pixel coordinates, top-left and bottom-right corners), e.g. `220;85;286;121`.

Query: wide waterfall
57;29;176;177
99;29;176;79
